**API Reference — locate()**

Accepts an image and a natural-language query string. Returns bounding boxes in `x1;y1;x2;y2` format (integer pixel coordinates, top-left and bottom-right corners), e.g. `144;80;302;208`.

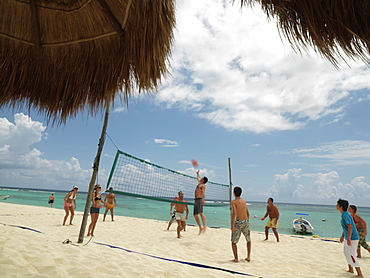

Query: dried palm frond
0;0;175;124
235;0;370;65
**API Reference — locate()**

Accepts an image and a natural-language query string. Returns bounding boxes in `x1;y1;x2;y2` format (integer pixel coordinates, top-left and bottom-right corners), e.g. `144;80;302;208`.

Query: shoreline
2;187;369;239
2;203;370;277
1;202;340;241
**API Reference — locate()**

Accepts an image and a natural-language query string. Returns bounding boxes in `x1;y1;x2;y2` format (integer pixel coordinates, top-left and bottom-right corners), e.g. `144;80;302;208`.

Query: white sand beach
1;203;369;278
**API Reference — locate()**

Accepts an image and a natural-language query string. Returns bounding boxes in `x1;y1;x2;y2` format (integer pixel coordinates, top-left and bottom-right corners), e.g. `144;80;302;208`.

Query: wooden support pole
78;105;110;243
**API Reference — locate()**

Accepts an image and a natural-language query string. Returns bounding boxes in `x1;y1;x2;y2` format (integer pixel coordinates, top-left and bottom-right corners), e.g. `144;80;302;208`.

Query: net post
77;105;110;243
228;157;233;226
105;150;120;190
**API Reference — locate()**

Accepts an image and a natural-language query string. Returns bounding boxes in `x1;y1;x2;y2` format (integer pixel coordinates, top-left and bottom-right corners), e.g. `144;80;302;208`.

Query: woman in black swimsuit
87;185;107;236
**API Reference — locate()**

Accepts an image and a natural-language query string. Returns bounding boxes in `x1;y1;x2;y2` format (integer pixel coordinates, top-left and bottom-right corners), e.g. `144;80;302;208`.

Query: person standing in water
48;194;54;208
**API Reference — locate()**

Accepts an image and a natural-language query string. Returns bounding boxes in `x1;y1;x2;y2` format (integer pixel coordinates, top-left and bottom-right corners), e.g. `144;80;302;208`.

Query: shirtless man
103;187;117;221
349;205;370;258
173;191;188;238
230;186;251;262
261;197;280;242
194;170;208;235
48;194;54;207
167;196;179;230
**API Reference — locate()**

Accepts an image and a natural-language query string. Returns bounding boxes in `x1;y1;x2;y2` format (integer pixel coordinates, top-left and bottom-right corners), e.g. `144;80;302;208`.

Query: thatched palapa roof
237;0;370;65
0;0;175;123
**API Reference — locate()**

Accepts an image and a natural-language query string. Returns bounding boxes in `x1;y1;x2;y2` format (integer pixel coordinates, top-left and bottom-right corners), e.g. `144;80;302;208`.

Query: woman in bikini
63;186;78;225
87;184;107;236
103;187;117;221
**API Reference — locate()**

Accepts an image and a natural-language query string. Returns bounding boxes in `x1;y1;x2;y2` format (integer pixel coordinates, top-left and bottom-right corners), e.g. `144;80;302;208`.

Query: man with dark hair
230;186;251;262
337;199;363;277
167;196;178;230
48;194;54;207
194;170;208;235
173;191;188;239
261;197;280;242
349;204;370;258
337;198;349;210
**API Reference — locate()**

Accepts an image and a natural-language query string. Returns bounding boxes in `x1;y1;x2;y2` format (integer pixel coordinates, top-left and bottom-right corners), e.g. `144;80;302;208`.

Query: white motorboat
0;194;10;200
292;213;314;234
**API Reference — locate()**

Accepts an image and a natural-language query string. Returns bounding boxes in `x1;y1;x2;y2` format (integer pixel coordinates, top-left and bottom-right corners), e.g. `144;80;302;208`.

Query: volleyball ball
191;159;199;168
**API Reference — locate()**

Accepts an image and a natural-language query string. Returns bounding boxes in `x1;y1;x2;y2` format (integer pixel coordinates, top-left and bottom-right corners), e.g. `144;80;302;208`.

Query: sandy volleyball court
1;203;369;277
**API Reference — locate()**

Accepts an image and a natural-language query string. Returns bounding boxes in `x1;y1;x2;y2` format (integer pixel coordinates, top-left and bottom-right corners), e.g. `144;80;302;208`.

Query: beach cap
73;186;78;189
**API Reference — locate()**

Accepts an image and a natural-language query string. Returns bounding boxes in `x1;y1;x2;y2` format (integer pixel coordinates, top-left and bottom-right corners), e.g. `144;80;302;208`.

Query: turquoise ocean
1;187;370;239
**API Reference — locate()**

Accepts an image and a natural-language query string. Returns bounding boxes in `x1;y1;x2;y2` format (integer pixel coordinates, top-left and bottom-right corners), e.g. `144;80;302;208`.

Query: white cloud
0;113;45;155
308;172;370;201
0;113;100;190
151;1;370;134
154;138;179;147
265;168;370;203
288;140;370;166
178;160;190;163
310;171;342;200
271;168;306;198
343;176;370;200
246;164;259;168
181;167;215;180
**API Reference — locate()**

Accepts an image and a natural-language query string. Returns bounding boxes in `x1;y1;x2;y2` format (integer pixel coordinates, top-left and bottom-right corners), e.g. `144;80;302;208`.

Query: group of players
167;169;368;277
166;170;208;238
166;169;280;264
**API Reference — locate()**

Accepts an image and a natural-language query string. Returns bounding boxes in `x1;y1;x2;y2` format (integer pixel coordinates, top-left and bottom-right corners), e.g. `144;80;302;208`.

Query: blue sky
1;1;370;206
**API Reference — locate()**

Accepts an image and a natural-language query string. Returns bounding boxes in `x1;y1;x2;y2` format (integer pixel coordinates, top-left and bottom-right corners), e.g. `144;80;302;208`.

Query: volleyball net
106;150;230;206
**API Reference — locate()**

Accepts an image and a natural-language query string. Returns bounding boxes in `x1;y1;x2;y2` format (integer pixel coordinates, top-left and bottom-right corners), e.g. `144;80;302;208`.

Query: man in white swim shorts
174;191;188;238
337;199;363;277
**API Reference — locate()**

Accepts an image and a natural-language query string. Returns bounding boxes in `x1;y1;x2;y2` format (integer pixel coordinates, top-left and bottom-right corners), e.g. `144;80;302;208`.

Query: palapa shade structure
237;0;370;65
0;0;175;123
